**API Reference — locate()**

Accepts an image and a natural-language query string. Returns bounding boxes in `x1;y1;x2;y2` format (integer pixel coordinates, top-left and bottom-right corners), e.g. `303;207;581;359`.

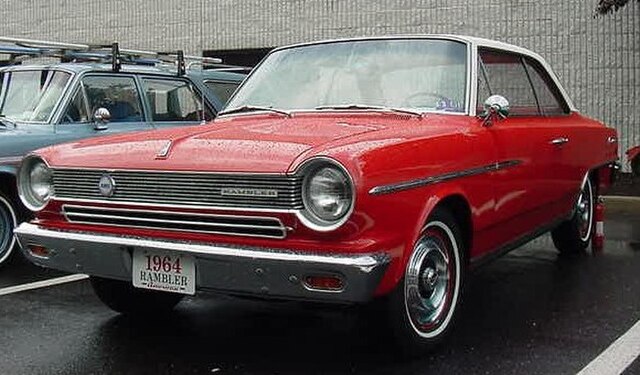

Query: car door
56;73;150;138
139;77;214;129
478;49;569;239
520;57;579;213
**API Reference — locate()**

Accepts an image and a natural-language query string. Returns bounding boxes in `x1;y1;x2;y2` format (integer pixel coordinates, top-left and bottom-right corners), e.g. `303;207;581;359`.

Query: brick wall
2;0;639;166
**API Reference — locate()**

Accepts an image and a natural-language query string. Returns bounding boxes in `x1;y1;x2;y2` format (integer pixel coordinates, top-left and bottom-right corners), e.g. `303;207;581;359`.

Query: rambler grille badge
98;174;116;197
220;188;278;198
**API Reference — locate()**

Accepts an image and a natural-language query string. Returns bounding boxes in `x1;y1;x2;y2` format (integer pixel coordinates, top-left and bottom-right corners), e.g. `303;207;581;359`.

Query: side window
523;58;569;116
61;86;90;123
478;50;539;116
142;78;213;122
204;81;240;105
82;76;143;123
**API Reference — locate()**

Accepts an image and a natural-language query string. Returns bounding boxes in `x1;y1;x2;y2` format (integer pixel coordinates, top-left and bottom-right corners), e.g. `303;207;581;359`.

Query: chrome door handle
550;137;569;145
607;136;617;144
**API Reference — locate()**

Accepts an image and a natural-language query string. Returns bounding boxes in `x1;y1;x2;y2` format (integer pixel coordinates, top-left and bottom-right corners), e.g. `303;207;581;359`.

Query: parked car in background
627;146;640;177
15;35;618;353
0;38;246;266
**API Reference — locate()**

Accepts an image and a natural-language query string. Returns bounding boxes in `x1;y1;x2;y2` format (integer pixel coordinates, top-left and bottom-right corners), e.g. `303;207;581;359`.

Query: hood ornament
156;140;173;159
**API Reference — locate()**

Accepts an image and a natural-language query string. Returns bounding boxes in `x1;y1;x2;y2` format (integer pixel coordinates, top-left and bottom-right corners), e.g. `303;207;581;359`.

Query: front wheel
0;192;18;267
382;208;465;354
551;175;594;254
90;277;184;315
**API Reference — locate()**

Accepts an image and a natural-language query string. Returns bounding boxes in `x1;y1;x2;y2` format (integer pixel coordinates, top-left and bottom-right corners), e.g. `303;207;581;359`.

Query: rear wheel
381;208;465;354
90;276;183;315
551;176;594;254
0;192;18;267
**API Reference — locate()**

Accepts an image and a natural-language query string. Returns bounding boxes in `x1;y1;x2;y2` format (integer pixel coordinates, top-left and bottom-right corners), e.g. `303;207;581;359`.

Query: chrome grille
63;205;288;239
52;169;303;210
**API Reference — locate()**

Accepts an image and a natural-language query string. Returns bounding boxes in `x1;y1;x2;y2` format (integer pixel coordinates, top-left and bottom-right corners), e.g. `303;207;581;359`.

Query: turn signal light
28;244;50;258
304;275;344;291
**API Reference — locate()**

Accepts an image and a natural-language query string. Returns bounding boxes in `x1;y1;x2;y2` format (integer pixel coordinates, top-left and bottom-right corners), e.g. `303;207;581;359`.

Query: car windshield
225;39;468;114
0;69;72;123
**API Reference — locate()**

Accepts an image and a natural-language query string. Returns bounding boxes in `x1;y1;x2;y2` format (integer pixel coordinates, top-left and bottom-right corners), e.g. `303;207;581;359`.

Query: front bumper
14;223;390;303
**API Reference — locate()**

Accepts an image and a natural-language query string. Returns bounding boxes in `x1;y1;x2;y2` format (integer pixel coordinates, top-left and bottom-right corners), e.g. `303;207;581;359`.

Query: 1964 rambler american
14;35;618;351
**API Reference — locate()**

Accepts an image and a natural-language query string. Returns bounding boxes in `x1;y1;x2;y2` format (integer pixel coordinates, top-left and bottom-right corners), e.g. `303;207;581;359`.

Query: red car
15;36;618;352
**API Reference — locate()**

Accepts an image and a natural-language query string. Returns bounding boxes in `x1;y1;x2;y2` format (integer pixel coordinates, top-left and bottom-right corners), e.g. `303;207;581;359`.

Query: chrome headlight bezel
297;157;355;232
18;155;53;212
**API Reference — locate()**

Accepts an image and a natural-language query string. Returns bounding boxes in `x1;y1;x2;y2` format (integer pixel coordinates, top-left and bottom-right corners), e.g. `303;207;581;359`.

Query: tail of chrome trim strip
369;160;521;195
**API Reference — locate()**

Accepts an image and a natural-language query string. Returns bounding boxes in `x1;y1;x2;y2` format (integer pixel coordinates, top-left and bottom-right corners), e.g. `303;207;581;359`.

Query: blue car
0;41;246;266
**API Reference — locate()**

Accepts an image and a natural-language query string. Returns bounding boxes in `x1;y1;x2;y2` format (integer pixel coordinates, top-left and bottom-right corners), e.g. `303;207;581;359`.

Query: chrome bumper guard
14;223;390;303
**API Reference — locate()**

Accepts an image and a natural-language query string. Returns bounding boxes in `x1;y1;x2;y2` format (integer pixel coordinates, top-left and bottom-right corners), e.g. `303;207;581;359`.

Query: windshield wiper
0;115;16;128
218;105;292;118
315;104;423;118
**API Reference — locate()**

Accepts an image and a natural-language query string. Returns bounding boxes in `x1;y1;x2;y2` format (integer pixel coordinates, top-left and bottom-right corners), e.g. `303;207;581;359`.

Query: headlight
18;156;53;211
299;158;354;231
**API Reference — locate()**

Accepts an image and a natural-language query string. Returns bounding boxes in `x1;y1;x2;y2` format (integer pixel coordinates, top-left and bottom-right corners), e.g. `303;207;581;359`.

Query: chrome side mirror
93;107;111;131
479;95;510;127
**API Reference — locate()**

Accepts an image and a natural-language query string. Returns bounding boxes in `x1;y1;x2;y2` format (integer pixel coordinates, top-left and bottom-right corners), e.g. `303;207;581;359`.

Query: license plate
132;249;195;295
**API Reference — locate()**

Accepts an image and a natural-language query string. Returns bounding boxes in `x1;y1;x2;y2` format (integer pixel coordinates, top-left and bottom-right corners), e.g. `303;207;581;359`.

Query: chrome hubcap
405;229;452;333
577;178;593;242
422;267;438;290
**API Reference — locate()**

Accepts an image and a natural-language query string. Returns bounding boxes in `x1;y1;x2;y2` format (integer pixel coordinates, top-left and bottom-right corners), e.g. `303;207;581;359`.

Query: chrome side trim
369;160;521;195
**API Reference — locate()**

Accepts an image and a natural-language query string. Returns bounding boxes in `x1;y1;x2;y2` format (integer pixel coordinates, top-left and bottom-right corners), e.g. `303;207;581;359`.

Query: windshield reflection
0;70;71;123
226;39;468;114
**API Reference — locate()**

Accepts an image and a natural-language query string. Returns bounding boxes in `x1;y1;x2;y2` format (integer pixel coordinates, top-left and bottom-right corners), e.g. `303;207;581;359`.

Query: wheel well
0;172;17;198
0;172;29;221
588;168;603;197
434;195;472;259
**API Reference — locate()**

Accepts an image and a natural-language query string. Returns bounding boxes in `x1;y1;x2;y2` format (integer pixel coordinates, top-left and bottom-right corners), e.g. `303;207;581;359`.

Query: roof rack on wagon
0;37;250;76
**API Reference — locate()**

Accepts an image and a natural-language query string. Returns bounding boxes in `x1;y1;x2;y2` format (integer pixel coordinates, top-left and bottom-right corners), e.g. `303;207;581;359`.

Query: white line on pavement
0;274;89;296
577;319;640;375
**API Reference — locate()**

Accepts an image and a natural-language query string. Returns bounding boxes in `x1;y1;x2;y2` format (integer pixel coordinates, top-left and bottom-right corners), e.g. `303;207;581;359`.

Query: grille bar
63;205;288;239
52;169;304;210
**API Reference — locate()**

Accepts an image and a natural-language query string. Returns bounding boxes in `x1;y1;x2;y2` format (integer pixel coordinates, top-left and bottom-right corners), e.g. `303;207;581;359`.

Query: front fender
373;183;471;296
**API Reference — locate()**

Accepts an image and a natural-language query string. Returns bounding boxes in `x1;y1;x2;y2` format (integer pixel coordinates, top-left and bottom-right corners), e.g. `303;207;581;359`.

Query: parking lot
0;200;636;375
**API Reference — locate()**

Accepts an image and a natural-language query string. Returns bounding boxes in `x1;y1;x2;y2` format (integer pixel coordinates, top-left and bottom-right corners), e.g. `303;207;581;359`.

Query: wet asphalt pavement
1;205;639;375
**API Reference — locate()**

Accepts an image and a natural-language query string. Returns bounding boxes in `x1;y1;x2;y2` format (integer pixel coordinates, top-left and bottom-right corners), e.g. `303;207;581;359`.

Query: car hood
39;113;391;173
0;122;58;159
